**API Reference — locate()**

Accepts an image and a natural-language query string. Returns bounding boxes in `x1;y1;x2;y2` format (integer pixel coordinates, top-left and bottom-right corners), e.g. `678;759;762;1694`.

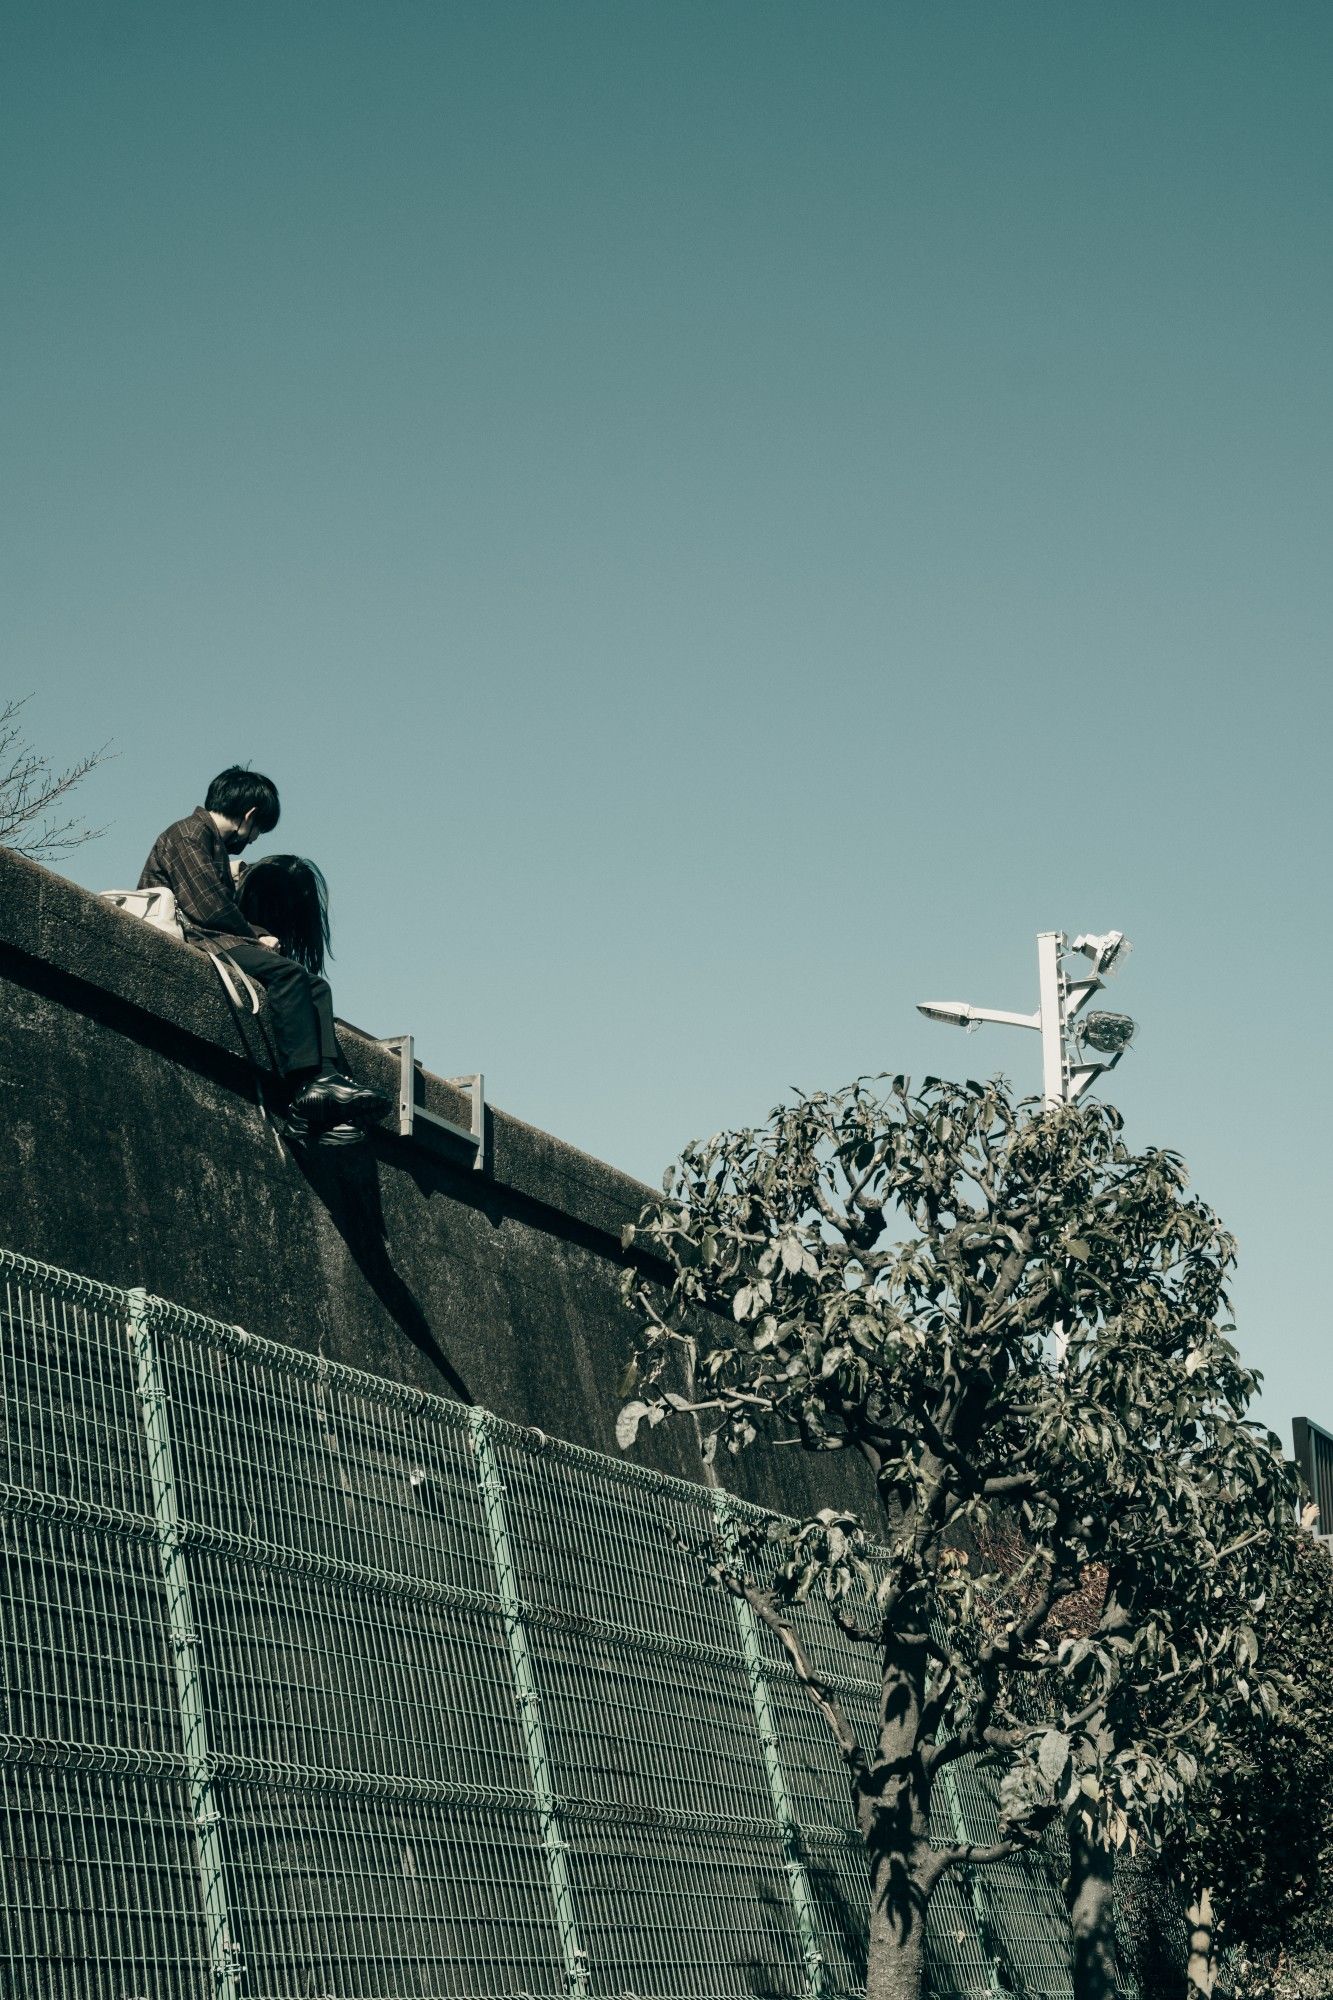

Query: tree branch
0;698;110;857
920;1830;1040;1893
709;1563;869;1786
981;1471;1045;1498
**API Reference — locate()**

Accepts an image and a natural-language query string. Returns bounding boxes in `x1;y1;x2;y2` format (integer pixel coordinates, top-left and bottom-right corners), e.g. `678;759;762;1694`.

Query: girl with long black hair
232;854;380;1144
237;855;332;976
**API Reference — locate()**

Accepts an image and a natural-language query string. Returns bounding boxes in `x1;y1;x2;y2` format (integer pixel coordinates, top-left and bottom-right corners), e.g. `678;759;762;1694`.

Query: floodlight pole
1036;931;1065;1109
917;931;1122;1107
917;931;1131;1373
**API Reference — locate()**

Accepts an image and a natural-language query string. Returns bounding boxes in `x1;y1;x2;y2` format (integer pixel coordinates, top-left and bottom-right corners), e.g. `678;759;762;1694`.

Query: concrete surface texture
0;842;870;1516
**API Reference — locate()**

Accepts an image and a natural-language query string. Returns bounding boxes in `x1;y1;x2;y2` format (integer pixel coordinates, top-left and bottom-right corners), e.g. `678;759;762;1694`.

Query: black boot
283;1110;368;1150
290;1070;391;1128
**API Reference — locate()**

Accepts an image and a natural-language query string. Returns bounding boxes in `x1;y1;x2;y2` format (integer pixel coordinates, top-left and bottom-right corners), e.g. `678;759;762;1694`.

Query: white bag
100;886;186;944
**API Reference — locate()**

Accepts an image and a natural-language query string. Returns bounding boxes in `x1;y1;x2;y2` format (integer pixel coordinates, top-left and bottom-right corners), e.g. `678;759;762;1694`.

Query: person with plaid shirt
139;767;388;1132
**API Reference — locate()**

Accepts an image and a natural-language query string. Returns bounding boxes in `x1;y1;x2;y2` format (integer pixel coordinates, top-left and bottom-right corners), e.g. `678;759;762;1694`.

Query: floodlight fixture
1071;930;1131;978
916;927;1136;1106
1077;1011;1136;1056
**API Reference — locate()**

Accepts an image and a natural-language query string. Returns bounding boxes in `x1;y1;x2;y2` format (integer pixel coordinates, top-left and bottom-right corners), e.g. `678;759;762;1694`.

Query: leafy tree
1155;1527;1333;2000
982;1354;1300;2000
618;1077;1295;2000
0;695;109;857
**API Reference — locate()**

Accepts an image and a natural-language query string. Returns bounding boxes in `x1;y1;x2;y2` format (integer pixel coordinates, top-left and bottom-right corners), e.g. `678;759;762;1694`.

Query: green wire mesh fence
0;1247;1089;2000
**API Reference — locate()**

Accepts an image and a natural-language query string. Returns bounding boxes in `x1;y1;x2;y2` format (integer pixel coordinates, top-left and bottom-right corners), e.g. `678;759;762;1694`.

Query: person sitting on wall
138;767;389;1131
234;852;376;1147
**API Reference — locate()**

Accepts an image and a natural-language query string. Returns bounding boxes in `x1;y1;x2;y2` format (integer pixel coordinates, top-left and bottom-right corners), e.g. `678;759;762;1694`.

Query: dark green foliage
1164;1533;1333;1998
619;1077;1299;2000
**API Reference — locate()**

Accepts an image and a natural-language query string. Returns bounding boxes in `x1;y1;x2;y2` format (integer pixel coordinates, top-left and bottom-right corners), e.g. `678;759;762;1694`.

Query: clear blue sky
4;3;1329;1436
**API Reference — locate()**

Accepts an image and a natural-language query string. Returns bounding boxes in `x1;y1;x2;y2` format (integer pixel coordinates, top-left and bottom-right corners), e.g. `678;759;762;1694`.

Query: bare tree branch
0;697;112;858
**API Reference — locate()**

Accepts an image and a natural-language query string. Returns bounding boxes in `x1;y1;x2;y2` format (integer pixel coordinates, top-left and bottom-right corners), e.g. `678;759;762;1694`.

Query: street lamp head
1071;930;1131;978
916;1001;980;1032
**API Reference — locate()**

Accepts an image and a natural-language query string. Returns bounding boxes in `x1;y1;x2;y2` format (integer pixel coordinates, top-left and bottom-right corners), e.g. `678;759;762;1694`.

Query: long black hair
237;856;331;974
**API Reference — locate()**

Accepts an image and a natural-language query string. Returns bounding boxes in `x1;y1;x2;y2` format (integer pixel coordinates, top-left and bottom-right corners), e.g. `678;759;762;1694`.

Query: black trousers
217;940;344;1079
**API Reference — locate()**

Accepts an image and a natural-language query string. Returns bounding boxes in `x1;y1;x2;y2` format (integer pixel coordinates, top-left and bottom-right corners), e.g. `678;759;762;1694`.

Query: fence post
469;1409;589;2000
712;1491;826;2000
936;1753;1010;1998
126;1288;243;2000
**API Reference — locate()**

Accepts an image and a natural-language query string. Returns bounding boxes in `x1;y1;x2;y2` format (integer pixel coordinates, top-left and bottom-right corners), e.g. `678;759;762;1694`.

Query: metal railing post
936;1752;1009;1998
712;1491;826;2000
126;1289;243;2000
469;1409;589;2000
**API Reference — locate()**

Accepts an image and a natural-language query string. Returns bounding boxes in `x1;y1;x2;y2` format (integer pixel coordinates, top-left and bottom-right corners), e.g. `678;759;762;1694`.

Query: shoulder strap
205;946;263;1015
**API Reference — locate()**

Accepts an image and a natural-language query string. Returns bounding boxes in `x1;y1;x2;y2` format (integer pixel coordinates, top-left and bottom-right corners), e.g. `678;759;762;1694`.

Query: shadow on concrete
293;1136;476;1406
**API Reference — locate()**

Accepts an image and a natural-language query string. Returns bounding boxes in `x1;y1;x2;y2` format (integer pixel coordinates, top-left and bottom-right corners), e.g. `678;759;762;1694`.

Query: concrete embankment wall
0;843;867;1518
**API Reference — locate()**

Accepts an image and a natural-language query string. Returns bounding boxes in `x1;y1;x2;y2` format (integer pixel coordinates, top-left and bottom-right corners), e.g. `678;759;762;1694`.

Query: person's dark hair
237;856;331;975
205;766;281;832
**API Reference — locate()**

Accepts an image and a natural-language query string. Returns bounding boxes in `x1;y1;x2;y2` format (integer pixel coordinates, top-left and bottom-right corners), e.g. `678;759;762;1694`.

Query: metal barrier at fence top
0;1246;1089;2000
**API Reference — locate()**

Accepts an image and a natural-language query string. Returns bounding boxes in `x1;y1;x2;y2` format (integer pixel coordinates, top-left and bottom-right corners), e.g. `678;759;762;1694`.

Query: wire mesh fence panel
0;1263;216;1997
941;1755;1074;2000
0;1762;214;2000
219;1787;565;2000
153;1314;495;1597
800;1835;871;1998
921;1876;1003;2000
496;1435;772;1809
188;1554;529;1788
748;1612;1000;2000
524;1616;774;1823
2;1249;1113;2000
0;1271;150;1516
143;1298;565;1999
761;1671;877;1838
723;1512;1111;2000
491;1431;816;1999
493;1435;741;1653
564;1817;811;2000
160;1346;536;1898
0;1510;181;1759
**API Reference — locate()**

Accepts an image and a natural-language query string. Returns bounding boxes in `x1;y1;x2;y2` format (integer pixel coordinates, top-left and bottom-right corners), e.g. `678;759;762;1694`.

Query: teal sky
4;4;1329;1436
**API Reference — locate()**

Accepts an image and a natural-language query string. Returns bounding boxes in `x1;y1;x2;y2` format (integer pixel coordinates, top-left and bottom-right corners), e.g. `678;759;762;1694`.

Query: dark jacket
139;807;261;941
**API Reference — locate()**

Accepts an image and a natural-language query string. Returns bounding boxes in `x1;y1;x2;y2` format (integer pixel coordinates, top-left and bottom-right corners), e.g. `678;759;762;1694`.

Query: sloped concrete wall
0;844;869;1517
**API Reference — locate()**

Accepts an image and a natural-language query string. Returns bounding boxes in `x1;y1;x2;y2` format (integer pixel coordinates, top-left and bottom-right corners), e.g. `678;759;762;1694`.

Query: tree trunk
1185;1887;1217;1999
864;1872;931;2000
1065;1814;1119;2000
861;1639;935;2000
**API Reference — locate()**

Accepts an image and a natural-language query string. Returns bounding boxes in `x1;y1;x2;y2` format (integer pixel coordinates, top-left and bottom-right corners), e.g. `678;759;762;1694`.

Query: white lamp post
917;931;1135;1108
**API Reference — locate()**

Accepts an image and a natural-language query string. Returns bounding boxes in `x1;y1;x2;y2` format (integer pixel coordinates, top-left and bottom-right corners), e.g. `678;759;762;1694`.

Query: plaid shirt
138;807;261;941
